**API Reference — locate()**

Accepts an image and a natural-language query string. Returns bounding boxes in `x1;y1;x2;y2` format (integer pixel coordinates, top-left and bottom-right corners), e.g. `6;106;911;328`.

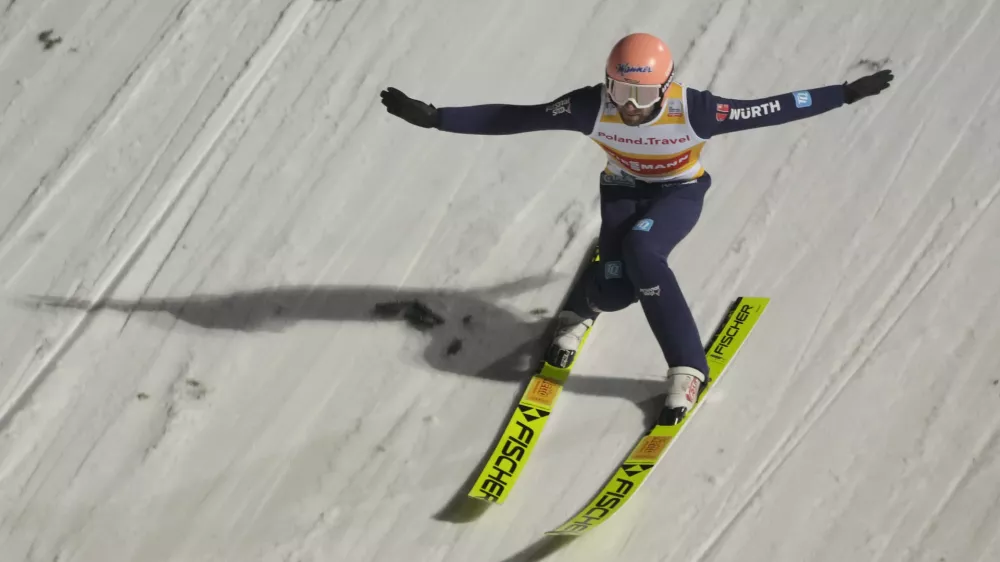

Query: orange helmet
605;33;675;108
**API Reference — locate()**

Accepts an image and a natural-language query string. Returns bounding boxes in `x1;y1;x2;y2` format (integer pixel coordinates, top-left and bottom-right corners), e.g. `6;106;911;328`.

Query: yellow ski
546;296;769;536
467;325;595;504
468;244;601;505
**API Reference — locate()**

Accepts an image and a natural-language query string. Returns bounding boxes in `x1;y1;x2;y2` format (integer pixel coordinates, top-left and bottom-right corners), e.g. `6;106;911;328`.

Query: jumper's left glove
380;87;440;128
843;69;894;104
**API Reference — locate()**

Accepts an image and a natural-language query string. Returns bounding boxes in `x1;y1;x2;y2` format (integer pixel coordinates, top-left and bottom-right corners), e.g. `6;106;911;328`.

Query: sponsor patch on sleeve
546;98;572;115
715;103;730;122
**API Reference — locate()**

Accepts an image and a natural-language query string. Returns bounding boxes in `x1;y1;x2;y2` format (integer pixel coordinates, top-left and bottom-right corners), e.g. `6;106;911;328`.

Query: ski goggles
605;68;674;109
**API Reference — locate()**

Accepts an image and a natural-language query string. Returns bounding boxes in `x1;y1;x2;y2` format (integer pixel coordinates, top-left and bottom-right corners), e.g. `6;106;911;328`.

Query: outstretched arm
380;85;603;135
687;69;893;139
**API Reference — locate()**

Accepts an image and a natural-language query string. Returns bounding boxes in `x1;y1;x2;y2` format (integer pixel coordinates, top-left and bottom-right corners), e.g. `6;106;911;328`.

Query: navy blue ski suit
435;83;845;376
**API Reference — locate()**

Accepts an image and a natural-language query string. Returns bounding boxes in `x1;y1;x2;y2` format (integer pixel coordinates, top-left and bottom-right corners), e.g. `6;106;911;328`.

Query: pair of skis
467;290;769;537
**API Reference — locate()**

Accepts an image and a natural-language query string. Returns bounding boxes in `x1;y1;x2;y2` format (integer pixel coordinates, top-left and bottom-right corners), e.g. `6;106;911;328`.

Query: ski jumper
437;82;845;376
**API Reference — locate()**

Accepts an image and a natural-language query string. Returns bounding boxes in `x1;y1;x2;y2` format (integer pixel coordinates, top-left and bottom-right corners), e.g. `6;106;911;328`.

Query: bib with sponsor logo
588;82;706;183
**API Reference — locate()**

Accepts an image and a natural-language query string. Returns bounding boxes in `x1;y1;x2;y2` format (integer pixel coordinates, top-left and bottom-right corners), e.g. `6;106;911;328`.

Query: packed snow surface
2;0;1000;560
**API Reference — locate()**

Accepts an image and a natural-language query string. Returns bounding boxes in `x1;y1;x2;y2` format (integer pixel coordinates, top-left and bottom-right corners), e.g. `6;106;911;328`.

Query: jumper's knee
581;260;636;313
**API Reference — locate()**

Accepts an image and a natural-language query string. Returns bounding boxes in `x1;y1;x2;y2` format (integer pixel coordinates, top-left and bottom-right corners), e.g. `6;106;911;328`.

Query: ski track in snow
2;0;1000;560
686;4;1000;557
0;0;310;432
0;0;196;257
693;178;1000;562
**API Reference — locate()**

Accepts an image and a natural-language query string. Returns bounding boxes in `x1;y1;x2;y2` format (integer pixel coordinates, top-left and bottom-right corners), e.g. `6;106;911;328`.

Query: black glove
843;69;894;104
380;87;440;128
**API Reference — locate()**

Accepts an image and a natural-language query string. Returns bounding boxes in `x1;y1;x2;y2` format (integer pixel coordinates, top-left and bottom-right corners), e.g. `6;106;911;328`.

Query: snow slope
2;0;1000;560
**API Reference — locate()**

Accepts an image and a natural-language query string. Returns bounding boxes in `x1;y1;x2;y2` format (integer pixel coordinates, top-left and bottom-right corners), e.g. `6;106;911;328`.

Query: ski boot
546;310;594;369
657;366;708;426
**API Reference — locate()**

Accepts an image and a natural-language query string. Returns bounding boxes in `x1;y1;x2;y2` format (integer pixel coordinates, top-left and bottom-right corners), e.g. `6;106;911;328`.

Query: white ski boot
546;310;594;368
658;366;707;425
